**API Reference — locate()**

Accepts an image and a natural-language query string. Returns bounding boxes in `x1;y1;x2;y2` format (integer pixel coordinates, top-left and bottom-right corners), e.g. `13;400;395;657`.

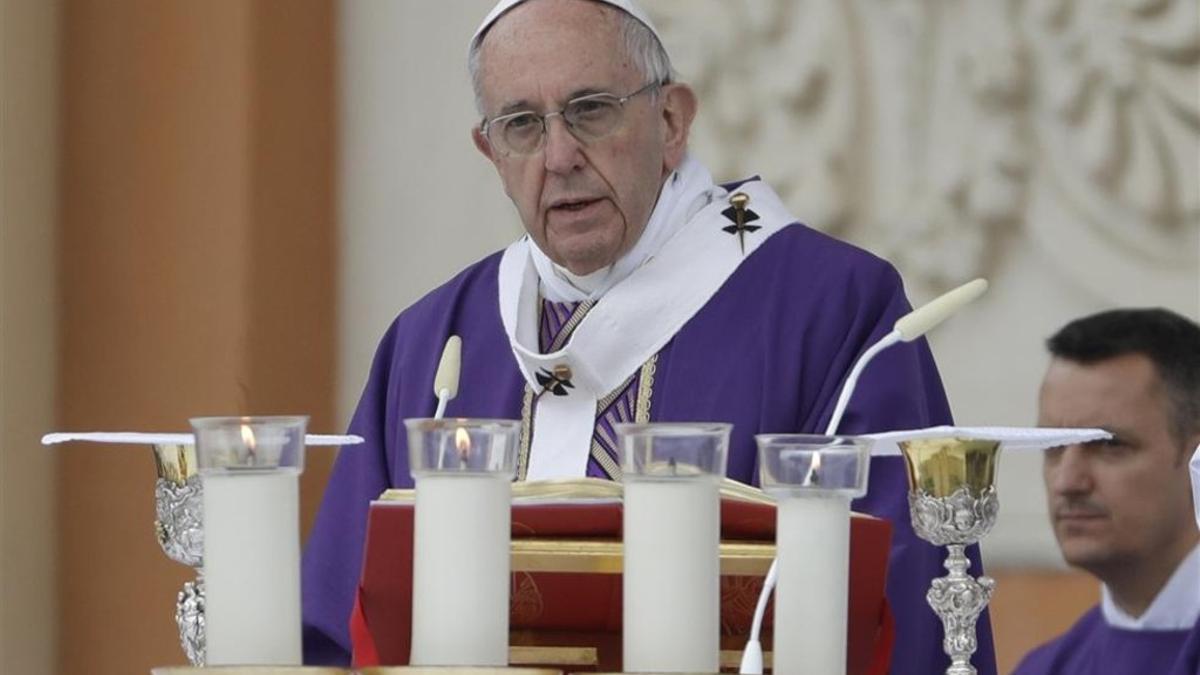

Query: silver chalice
899;437;1001;675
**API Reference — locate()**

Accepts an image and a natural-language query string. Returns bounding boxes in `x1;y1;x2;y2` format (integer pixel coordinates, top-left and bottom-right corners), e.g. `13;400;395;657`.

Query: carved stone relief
648;0;1198;297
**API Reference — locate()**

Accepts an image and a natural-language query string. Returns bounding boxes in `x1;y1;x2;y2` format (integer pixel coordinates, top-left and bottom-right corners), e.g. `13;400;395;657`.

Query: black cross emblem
721;192;761;255
535;365;575;397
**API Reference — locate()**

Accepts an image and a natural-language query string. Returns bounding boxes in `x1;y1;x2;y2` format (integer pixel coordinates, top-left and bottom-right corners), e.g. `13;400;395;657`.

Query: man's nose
1049;445;1093;495
542;115;585;175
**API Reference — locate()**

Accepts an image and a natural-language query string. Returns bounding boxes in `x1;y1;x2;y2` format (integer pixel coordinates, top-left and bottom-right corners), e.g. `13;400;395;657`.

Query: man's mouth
1054;509;1108;524
549;197;603;213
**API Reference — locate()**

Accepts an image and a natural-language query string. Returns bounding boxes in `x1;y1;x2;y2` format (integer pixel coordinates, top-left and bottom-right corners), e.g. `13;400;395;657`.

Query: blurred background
2;0;1196;673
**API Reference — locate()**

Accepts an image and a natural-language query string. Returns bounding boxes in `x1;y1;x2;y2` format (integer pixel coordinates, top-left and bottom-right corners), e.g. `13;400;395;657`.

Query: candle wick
803;463;820;487
669;457;677;476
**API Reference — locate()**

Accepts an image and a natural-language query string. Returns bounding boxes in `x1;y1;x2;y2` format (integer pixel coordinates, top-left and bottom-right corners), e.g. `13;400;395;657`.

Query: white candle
623;478;721;673
201;469;302;665
410;473;512;666
774;494;851;675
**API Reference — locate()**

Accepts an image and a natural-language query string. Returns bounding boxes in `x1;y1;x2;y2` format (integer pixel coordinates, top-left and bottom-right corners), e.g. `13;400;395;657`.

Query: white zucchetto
470;0;663;55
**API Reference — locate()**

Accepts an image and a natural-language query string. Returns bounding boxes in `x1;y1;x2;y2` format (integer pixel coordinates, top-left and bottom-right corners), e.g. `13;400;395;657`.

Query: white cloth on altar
865;425;1111;456
41;431;363;446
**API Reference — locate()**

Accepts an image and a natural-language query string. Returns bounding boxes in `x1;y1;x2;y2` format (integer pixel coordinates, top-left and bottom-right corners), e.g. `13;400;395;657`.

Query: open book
378;476;775;506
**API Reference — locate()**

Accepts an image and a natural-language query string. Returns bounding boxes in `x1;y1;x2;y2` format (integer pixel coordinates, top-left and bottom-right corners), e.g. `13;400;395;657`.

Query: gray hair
468;1;674;118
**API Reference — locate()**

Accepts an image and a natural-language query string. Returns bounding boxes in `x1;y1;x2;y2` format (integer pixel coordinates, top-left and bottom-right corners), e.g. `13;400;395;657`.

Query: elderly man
303;1;996;672
1015;308;1200;674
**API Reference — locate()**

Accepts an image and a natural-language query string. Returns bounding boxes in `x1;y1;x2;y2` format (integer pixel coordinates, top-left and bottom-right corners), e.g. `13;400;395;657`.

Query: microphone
738;278;989;674
825;278;988;436
432;335;462;420
895;278;989;342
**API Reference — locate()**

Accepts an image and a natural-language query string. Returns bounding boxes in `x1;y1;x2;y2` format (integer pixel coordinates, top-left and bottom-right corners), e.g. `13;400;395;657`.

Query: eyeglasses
481;80;663;156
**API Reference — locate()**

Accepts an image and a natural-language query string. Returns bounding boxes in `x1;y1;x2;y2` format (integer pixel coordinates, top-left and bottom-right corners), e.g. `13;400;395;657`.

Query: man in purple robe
1015;309;1200;675
302;1;997;672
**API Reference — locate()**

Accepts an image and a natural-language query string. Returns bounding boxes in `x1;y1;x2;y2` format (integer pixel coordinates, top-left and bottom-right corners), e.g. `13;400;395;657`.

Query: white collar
1101;544;1200;630
1191;443;1200;527
551;261;610;296
529;154;717;303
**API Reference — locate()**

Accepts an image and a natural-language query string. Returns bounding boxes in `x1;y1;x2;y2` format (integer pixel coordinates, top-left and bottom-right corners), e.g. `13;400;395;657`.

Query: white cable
823;330;901;436
738;558;778;673
433;388;451;420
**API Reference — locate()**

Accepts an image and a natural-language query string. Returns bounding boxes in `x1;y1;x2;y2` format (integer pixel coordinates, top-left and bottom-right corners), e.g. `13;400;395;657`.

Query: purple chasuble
1013;607;1200;675
301;211;998;674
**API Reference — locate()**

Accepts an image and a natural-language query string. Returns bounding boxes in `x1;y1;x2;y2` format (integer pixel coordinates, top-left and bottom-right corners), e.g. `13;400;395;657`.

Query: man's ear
660;83;698;171
473;126;497;164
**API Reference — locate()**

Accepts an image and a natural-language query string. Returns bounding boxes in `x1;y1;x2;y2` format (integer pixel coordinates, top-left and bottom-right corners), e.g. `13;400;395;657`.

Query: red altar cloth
350;497;894;673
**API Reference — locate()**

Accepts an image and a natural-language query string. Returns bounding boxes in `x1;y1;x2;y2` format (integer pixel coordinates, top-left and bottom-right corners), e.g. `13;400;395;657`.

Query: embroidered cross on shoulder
535;365;575;397
721;192;761;255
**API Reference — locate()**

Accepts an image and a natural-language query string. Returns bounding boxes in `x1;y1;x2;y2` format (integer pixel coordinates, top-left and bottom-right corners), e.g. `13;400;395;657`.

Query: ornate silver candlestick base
901;438;1001;675
153;443;206;665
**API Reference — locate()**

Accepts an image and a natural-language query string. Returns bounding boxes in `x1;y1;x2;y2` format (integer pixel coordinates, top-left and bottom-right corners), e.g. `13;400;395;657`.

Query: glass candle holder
757;434;871;675
190;415;308;666
618;423;730;674
405;418;520;667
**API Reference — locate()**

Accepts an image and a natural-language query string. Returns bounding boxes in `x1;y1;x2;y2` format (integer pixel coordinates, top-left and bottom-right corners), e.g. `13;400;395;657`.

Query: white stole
497;175;797;479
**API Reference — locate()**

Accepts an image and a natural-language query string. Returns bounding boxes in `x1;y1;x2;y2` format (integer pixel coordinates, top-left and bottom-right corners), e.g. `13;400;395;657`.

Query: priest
302;1;997;672
1015;309;1200;674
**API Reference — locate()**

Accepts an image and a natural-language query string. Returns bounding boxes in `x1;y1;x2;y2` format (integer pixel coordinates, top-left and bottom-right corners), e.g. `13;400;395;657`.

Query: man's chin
1057;538;1116;570
549;240;621;276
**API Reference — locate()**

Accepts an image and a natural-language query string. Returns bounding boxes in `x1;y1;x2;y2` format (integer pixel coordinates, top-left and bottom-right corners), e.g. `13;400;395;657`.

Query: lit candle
775;494;851;674
757;435;870;675
619;423;729;673
407;419;519;666
192;416;307;665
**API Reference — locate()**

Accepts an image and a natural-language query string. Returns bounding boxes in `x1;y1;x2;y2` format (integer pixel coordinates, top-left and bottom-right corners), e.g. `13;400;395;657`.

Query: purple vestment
1013;607;1200;675
302;215;999;674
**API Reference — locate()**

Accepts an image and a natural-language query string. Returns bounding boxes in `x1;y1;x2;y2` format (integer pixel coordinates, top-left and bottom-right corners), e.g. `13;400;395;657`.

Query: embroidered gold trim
549;299;595;352
518;384;534;481
635;353;658;423
597;371;636;411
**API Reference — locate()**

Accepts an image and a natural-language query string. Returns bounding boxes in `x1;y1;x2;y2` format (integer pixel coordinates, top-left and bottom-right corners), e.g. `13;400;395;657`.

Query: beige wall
56;2;336;673
337;0;519;413
1;1;61;673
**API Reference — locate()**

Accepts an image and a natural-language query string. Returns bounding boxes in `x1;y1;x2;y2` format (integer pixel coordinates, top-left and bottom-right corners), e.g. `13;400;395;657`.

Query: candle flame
455;427;471;465
240;424;257;449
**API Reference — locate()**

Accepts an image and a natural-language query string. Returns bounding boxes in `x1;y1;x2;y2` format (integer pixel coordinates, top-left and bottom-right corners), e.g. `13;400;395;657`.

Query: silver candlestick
899;437;1001;675
152;443;206;665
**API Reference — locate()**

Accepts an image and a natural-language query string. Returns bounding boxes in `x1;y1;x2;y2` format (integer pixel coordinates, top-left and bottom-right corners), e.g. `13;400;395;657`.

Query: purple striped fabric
539;299;578;352
592;374;640;476
538;298;641;479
